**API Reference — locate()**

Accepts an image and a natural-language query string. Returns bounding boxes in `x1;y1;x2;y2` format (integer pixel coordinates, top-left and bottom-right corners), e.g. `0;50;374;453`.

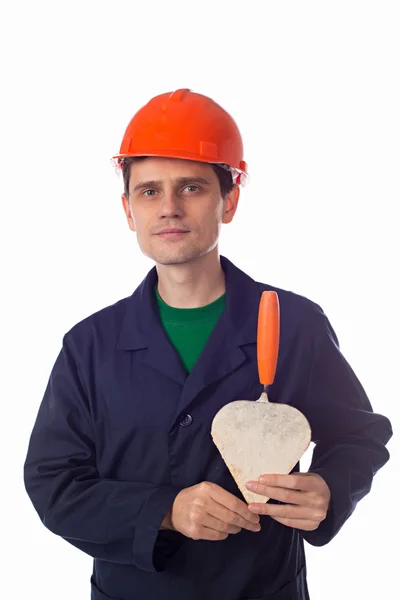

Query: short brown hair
121;157;234;199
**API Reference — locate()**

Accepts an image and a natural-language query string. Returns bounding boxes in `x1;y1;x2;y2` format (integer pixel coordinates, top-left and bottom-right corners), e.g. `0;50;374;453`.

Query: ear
121;194;136;232
222;186;240;224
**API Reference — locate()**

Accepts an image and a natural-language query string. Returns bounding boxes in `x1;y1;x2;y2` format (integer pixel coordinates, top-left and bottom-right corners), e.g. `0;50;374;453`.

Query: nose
157;191;184;219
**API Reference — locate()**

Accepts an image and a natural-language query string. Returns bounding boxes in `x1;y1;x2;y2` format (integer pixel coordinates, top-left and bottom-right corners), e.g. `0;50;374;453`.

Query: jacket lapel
117;256;268;403
178;257;264;411
117;266;187;386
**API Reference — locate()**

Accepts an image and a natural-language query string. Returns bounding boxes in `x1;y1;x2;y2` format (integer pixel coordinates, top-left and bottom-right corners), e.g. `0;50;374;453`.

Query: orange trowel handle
257;291;280;387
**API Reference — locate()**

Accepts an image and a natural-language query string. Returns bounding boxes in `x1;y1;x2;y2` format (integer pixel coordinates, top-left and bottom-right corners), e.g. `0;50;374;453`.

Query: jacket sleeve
23;334;183;572
300;315;393;546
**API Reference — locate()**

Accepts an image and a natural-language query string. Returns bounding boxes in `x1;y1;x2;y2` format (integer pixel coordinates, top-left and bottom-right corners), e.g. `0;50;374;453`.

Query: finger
183;522;229;542
201;513;242;535
209;485;260;526
187;504;238;539
193;526;230;541
209;502;261;532
248;502;326;522
257;473;317;492
246;481;315;507
269;516;321;531
187;508;241;540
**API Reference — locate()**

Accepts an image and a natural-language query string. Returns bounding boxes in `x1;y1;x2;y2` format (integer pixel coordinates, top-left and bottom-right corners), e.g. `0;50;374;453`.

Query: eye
143;189;157;197
184;185;200;193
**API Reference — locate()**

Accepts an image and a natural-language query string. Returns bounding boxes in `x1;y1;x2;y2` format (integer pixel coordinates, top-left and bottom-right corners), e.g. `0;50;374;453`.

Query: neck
156;248;226;308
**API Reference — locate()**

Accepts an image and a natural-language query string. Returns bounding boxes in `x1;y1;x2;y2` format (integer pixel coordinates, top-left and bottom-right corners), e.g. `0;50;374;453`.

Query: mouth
155;228;190;238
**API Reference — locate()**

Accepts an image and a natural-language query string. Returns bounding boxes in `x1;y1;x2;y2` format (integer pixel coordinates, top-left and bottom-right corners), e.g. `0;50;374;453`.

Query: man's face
121;157;239;266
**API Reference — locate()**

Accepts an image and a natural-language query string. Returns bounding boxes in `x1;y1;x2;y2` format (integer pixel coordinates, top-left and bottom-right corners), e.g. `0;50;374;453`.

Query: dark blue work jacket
24;257;392;600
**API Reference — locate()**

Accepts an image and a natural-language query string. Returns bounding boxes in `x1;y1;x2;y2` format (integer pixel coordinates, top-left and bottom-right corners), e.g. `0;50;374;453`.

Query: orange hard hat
112;88;248;186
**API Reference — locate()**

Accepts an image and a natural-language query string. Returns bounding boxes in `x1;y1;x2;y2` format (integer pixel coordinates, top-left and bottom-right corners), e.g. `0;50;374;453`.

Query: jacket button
179;414;193;427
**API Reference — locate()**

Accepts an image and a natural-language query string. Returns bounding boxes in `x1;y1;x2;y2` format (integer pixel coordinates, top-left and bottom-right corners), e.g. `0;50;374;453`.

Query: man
24;88;392;600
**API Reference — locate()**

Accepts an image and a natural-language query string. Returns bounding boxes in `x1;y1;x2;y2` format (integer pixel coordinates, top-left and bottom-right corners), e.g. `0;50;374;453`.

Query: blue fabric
24;256;392;600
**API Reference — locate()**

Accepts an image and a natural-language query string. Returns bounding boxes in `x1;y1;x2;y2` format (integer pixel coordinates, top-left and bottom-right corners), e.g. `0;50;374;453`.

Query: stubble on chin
143;237;215;266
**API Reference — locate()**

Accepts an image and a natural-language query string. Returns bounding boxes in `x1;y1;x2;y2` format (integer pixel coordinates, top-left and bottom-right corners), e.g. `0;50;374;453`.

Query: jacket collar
117;255;262;353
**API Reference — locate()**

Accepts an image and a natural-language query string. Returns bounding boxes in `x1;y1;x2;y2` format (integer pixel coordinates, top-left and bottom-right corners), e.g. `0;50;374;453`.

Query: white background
2;1;399;598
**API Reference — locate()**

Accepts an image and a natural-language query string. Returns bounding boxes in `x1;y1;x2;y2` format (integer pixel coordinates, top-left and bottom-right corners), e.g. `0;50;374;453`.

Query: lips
156;228;189;234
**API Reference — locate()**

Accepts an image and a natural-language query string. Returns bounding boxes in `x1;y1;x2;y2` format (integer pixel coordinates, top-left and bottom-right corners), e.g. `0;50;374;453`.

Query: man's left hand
246;473;331;531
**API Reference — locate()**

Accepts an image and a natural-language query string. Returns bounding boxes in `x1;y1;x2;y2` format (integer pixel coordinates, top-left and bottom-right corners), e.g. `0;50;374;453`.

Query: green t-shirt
155;287;226;373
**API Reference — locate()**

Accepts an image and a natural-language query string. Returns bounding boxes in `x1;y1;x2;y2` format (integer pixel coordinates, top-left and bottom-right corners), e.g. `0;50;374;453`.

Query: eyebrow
132;176;211;192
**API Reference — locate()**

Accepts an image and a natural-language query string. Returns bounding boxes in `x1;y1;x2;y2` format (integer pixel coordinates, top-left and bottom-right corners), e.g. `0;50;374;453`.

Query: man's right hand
162;481;261;541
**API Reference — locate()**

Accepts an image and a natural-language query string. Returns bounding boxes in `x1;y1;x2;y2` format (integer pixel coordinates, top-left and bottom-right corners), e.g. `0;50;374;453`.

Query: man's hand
245;472;331;531
163;481;261;541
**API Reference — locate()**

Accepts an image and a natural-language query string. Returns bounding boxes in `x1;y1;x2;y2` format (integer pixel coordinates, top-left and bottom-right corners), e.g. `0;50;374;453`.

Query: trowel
211;291;312;503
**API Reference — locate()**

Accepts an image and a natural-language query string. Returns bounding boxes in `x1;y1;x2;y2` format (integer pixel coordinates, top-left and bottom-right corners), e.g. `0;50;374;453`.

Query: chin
144;244;216;266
